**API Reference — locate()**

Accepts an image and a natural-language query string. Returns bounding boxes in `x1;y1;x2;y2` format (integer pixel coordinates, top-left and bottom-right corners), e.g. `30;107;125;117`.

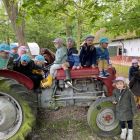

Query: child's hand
108;64;112;68
2;67;7;70
72;66;76;70
112;101;117;104
76;66;81;69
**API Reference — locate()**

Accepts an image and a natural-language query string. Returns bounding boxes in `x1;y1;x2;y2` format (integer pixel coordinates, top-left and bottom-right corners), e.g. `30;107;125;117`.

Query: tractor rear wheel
87;97;120;137
0;77;35;140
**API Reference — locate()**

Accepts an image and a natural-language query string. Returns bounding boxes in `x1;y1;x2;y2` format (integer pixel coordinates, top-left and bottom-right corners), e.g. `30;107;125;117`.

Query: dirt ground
27;106;140;140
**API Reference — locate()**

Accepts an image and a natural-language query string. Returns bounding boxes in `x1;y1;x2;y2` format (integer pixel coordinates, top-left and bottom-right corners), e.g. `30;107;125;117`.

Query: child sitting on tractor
42;38;69;88
34;55;45;68
18;46;28;56
96;37;110;78
13;54;43;93
33;55;46;76
79;35;96;68
62;37;80;70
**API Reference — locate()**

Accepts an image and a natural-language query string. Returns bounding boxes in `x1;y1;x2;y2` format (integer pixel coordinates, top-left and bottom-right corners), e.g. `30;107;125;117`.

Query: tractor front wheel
87;97;120;137
0;77;35;140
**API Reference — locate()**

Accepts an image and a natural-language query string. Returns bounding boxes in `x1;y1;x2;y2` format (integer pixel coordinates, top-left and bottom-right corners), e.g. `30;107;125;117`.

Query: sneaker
104;70;110;77
127;129;133;140
65;81;72;88
98;71;107;78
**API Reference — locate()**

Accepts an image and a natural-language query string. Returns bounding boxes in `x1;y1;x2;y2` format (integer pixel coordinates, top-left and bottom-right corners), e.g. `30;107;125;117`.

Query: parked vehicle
0;49;120;139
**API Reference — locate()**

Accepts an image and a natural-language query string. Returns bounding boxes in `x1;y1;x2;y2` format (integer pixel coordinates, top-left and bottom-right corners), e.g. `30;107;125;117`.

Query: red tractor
0;65;120;140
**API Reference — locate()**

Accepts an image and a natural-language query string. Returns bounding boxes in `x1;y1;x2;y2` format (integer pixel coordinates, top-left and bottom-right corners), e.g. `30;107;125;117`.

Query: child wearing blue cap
13;54;43;93
10;44;19;60
32;55;46;76
96;37;110;78
0;43;10;69
34;55;45;67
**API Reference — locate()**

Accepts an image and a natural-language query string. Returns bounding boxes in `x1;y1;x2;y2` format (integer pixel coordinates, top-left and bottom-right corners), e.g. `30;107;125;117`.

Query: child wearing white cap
112;77;137;140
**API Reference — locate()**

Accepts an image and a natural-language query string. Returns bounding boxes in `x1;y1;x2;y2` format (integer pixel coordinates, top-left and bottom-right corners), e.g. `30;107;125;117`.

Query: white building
13;42;40;56
108;37;140;57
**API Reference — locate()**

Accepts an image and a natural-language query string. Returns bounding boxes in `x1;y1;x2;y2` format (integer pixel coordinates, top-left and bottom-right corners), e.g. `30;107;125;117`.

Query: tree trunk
65;24;72;37
65;17;72;37
2;0;26;46
77;17;82;50
76;0;83;50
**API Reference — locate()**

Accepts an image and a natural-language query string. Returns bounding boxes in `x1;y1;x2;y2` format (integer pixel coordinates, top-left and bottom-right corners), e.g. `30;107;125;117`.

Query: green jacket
54;46;67;64
112;88;137;121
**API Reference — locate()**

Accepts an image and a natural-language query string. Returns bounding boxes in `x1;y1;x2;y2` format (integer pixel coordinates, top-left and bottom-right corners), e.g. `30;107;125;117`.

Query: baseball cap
53;38;63;44
132;59;138;64
35;55;45;61
20;54;31;63
0;43;10;52
18;46;28;52
113;77;125;83
10;44;18;50
99;37;109;43
85;35;95;40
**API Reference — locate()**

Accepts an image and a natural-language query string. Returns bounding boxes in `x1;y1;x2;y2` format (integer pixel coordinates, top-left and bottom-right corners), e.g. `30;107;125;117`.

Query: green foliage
1;0;140;48
99;0;140;37
22;0;107;47
0;3;15;43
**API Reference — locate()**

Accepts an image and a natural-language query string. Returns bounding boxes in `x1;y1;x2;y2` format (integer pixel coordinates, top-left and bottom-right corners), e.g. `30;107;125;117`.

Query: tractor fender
0;69;34;90
99;68;116;96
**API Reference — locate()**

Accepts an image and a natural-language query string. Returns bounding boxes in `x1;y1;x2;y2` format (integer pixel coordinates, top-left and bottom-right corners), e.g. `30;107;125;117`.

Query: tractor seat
56;67;99;80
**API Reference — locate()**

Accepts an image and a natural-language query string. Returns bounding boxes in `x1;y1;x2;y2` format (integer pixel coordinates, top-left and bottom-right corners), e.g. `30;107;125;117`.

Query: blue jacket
67;47;80;67
129;65;139;81
79;43;96;66
96;47;110;63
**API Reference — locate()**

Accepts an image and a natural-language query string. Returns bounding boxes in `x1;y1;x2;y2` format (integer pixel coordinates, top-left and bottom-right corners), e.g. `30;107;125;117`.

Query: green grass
112;64;129;78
